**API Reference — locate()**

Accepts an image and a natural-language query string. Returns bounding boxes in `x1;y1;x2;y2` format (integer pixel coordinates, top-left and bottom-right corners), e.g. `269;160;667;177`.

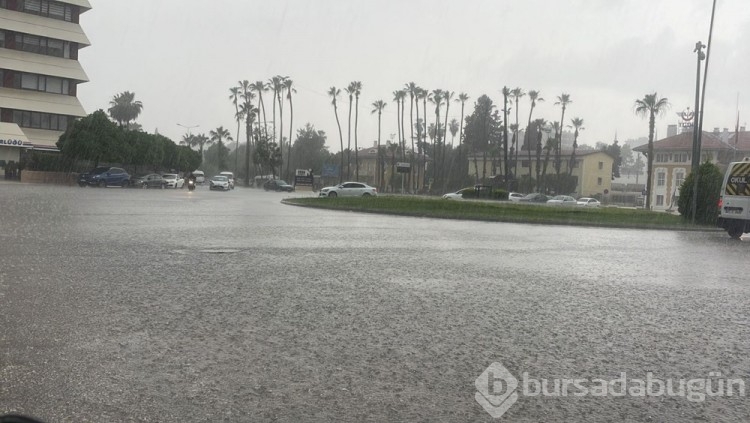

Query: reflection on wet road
2;184;749;422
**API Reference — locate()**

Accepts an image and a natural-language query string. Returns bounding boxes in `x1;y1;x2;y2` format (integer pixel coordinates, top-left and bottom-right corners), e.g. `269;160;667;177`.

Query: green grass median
283;196;717;231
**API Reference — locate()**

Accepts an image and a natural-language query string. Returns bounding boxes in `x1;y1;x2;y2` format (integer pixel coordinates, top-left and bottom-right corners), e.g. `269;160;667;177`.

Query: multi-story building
633;130;750;210
468;149;614;197
0;0;90;170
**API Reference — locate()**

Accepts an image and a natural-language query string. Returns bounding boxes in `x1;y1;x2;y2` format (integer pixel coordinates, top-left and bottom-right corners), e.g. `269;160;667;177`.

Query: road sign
396;162;411;173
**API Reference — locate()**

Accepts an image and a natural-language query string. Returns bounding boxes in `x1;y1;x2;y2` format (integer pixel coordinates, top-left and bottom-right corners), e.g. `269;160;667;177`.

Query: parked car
547;195;577;206
508;192;526;202
209;175;230;191
442;188;471;200
193;170;205;184
132;174;166;189
577;197;601;207
219;171;235;189
162;173;184;189
319;182;377;197
263;179;294;192
78;167;130;187
518;193;550;203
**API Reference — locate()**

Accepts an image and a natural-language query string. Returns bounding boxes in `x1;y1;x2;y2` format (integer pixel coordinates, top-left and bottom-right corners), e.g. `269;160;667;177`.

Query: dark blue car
78;167;130;187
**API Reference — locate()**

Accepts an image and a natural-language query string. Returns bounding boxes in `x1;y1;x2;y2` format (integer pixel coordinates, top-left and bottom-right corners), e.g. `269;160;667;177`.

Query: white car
219;171;235;189
319;182;377;197
442;188;470;200
508;192;525;202
546;195;577;206
577;197;601;207
162;173;184;189
209;175;230;191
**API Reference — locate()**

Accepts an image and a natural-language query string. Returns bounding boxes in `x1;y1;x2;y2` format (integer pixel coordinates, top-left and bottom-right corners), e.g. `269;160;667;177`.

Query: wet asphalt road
1;182;750;422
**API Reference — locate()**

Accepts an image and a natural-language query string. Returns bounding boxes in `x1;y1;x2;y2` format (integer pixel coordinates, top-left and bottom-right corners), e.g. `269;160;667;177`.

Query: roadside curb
281;199;722;232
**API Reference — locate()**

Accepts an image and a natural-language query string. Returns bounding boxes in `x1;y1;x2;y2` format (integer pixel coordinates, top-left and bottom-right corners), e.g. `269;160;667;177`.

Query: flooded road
2;183;749;422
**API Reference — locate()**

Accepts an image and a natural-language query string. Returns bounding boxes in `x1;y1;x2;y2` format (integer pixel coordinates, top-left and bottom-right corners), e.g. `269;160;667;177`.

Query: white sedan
162;174;184;189
319;182;378;197
209;175;231;191
508;192;526;202
546;195;577;206
577;197;601;207
442;188;470;200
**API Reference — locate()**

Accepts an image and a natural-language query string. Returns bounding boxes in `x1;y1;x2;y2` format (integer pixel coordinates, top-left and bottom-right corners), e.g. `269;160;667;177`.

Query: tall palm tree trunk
285;92;294;179
354;94;360;181
646;113;655;209
346;95;353;180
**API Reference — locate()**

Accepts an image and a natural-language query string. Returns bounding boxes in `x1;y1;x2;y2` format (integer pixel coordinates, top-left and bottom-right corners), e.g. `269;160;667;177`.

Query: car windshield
277;180;288;185
163;175;176;180
90;167;109;174
213;176;227;181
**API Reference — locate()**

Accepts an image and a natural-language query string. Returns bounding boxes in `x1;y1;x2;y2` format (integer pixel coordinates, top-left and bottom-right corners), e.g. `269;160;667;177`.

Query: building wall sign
0;138;27;147
678;108;694;129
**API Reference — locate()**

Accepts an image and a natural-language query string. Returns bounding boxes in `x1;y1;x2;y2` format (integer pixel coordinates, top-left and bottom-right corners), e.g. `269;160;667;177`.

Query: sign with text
0;138;26;147
396;162;411;173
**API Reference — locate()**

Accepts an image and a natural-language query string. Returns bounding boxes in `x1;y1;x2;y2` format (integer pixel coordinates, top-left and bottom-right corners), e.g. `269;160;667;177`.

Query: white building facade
0;0;90;170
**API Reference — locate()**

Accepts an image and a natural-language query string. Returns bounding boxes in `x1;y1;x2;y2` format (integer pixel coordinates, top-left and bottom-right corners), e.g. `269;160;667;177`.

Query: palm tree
371;100;387;190
444;118;460;191
634;93;670;210
456;93;471;182
554;93;572;176
230;83;244;176
510;87;525;178
193;133;210;162
568;117;584;176
418;87;430;191
209;126;233;170
250;81;269;141
328;87;345;183
532;118;547;187
392;90;402;160
352;81;363;180
501;87;511;184
345;82;356;179
283;78;296;179
525;90;543;186
442;90;454;189
430;89;444;191
239;100;258;186
108;91;143;128
387;142;399;192
406;83;418;179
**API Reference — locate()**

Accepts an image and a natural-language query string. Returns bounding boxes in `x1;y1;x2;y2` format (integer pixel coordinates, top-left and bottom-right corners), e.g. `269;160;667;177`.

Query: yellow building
468;149;614;196
355;143;428;192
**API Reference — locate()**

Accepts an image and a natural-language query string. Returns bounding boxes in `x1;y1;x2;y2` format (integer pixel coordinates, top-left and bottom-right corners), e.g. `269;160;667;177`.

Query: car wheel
160;184;165;189
362;193;371;197
98;180;106;188
121;180;129;188
728;224;744;239
78;182;86;187
328;191;337;198
142;183;147;189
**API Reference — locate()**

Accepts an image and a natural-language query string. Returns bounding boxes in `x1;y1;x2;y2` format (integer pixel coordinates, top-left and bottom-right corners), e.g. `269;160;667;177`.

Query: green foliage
518;175;536;193
108;91;143;127
289;123;331;173
541;173;578;195
57;110;198;173
678;161;723;225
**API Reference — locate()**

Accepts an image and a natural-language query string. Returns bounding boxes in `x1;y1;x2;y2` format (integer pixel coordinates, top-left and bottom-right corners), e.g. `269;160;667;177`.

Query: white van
219;171;235;189
718;159;750;238
193;170;205;184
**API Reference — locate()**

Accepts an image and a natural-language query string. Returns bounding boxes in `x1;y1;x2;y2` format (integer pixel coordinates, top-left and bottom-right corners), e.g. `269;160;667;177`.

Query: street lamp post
177;123;199;139
690;42;705;224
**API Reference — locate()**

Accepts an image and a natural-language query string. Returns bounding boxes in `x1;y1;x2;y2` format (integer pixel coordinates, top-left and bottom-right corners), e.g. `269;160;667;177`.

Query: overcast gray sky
77;0;750;151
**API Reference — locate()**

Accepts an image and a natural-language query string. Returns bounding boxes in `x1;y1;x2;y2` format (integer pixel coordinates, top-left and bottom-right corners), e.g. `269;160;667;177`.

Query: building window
598;161;603;170
676;171;685;187
656;195;664;206
675;153;688;162
21;0;73;22
597;177;602;186
12;110;70;131
14;33;70;58
10;71;72;95
657;172;665;186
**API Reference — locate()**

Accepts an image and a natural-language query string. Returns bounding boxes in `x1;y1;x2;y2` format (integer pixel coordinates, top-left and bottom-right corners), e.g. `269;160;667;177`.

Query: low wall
21;170;77;185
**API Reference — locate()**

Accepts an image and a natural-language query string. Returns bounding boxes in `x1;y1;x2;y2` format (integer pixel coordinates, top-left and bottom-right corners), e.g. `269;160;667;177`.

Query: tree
209;126;233;170
501;87;511;185
463;95;499;184
284;78;296;179
352;81;362;180
525;90;543;187
328;87;345;183
442;90;454;189
371;100;387;191
250;81;269;141
108;91;143;128
568;117;584;176
554;93;572;176
57;110;123;167
456;93;470;183
392;90;403;159
678;161;722;225
345;82;355;180
510;88;525;178
238;99;257;186
430;89;444;191
289;123;330;174
634;92;670;209
230;83;245;176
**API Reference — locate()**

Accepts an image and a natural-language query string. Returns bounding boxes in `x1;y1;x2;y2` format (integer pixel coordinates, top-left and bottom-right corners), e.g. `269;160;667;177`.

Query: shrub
677;161;722;225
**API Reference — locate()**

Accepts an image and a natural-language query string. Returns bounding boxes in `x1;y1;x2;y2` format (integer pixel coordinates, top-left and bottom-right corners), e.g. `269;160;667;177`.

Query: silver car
319;182;378;197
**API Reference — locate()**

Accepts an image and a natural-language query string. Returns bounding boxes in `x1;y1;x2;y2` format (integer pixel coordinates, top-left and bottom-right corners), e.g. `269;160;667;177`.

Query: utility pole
690;41;706;224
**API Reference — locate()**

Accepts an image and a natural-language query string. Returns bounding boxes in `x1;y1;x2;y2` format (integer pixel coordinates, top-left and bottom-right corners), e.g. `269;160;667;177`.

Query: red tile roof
633;131;731;152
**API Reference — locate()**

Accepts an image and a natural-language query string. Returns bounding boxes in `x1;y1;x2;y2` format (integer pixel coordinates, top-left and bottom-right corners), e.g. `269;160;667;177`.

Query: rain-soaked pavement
2;182;750;422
